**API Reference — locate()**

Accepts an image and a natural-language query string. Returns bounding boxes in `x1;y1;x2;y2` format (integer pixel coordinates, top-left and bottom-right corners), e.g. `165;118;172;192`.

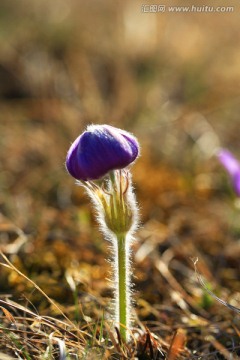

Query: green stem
117;233;128;342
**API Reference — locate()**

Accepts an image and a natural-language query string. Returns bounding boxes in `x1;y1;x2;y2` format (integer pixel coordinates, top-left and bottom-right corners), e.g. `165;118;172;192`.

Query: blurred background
0;0;240;356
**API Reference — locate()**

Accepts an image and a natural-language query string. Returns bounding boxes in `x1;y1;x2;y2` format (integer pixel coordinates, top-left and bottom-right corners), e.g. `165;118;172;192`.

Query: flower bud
66;125;139;181
217;148;240;196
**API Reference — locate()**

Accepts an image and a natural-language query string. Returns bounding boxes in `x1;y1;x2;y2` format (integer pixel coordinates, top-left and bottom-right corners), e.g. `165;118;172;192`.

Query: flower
217;148;240;196
66;124;140;341
66;125;139;181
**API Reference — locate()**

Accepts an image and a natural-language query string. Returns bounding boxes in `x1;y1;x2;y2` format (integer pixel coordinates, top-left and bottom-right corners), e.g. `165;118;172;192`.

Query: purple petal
233;172;240;197
66;125;139;181
217;148;240;196
217;149;240;177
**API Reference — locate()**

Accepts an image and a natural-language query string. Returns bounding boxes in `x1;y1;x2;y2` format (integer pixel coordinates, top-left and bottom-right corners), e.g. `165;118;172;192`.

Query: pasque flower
66;124;140;342
66;124;139;181
217;148;240;196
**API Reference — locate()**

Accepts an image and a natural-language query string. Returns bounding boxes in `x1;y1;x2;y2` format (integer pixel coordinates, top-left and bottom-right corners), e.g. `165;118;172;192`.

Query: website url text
141;4;234;13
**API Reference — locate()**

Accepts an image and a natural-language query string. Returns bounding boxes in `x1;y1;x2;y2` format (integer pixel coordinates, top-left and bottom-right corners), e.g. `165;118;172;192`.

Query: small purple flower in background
66;124;139;181
217;148;240;196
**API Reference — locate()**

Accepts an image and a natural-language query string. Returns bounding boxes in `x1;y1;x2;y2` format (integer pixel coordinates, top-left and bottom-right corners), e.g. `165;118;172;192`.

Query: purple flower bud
66;125;139;181
217;148;240;196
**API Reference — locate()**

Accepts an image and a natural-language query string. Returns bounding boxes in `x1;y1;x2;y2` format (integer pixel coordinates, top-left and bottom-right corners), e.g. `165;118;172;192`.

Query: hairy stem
116;233;128;341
